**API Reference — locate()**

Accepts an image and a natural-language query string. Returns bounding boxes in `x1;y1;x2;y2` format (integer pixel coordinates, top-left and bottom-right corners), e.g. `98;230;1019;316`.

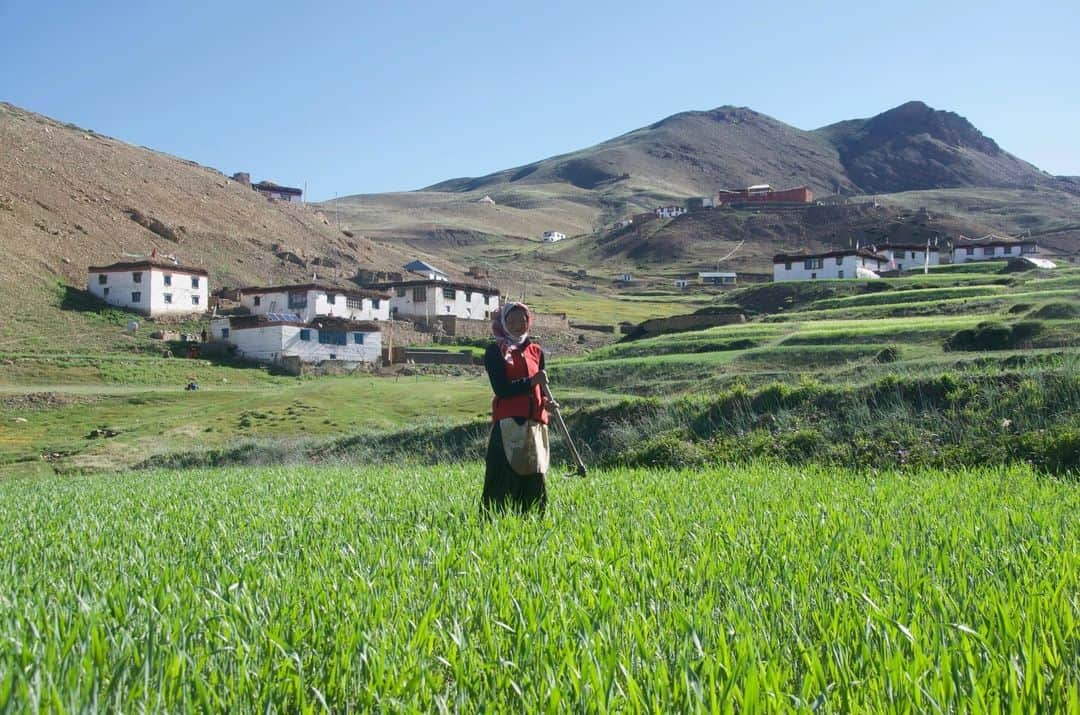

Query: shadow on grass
59;285;127;315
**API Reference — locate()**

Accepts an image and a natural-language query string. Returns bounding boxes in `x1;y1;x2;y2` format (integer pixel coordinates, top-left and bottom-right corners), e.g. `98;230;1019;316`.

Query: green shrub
1009;320;1044;347
875;347;900;363
1030;302;1080;320
945;321;1015;351
623;431;704;468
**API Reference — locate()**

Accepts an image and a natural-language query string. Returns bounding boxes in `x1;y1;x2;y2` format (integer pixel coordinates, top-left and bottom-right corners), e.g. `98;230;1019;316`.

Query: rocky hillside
816;101;1049;193
0;102;450;315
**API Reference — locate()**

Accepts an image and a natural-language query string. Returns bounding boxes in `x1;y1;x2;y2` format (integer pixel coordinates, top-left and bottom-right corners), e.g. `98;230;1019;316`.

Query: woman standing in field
482;302;553;514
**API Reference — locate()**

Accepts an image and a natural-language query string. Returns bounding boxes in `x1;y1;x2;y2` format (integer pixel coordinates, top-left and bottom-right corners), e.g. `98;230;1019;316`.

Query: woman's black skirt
481;420;546;515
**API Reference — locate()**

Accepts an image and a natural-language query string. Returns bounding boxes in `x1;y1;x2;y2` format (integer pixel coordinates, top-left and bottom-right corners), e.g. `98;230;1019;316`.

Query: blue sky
3;0;1078;201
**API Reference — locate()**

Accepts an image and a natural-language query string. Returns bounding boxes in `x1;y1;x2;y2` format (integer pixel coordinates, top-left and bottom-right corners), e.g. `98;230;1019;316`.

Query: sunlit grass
0;462;1076;711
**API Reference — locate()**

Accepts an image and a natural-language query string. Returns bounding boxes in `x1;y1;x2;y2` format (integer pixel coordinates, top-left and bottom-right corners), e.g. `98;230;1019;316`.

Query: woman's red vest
492;343;549;424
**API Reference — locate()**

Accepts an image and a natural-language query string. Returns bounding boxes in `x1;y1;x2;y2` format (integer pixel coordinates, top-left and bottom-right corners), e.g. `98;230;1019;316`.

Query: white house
210;315;382;365
772;250;890;282
876;244;941;272
378;280;500;321
236;284;390;322
87;260;209;316
698;272;737;285
542;231;566;243
655;206;687;219
404;259;449;282
953;238;1039;264
251;181;303;203
674;279;690;289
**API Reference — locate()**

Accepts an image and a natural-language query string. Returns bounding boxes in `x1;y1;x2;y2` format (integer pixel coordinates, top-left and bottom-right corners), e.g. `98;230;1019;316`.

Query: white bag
499;418;550;476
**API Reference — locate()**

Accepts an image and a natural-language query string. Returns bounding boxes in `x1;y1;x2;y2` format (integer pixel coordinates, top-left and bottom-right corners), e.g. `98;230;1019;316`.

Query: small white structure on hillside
404;259;449;282
542;231;566;243
210;315;382;365
699;272;737;285
773;250;890;281
87;260;209;316
655;206;687;219
251;181;303;203
377;280;500;321
236;284;390;322
953;237;1039;264
876;243;941;272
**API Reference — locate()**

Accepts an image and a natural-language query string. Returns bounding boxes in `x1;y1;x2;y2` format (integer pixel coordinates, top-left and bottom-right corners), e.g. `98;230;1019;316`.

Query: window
465;291;473;301
319;330;347;346
346;296;363;310
965;247;975;255
784;262;792;270
131;291;141;302
983;247;995;256
221;328;229;339
163;293;173;304
835;257;843;265
191;276;200;289
443;287;456;300
253;296;262;306
299;329;311;341
103;287;110;296
837;270;844;279
897;264;903;271
1021;244;1037;254
910;251;917;259
353;333;365;344
288;292;307;309
396;287;406;297
132;272;143;283
97;274;107;285
804;258;823;269
811;273;817;279
191;295;200;306
372;299;381;309
412;286;427;302
163;274;172;286
1003;246;1013;254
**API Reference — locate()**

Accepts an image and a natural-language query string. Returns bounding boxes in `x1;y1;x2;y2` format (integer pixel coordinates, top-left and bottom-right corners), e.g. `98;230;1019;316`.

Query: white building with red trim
235;284;390;322
952;237;1039;264
87;260;209;316
772;249;890;281
210;315;382;365
374;279;500;321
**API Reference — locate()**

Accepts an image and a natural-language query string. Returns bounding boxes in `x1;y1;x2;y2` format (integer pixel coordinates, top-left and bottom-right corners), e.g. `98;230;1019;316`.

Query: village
83;230;1050;380
73;174;1059;376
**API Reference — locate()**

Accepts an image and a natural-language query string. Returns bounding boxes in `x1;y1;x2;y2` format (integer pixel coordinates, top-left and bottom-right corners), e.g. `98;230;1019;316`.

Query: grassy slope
1;462;1075;711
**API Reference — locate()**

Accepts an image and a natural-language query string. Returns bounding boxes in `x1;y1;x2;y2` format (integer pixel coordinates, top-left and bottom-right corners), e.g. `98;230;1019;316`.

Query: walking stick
541;382;588;477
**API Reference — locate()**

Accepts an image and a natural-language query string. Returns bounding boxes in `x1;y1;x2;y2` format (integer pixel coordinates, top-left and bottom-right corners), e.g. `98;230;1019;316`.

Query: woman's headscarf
492;301;532;363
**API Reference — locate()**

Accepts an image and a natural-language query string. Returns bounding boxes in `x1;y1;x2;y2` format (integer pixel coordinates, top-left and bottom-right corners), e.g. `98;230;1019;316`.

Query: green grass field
1;462;1075;711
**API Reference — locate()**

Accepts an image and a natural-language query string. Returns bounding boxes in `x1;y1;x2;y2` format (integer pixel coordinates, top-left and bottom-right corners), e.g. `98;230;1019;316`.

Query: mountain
816;101;1048;193
427;106;857;197
329;101;1063;247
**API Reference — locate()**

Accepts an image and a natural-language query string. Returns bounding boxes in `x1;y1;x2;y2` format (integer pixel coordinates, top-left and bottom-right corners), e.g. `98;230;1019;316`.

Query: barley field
1;462;1076;712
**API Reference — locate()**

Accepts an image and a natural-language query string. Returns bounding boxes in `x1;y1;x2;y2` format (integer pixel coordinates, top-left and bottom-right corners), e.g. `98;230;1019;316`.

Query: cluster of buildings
772;236;1043;282
86;257;500;368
